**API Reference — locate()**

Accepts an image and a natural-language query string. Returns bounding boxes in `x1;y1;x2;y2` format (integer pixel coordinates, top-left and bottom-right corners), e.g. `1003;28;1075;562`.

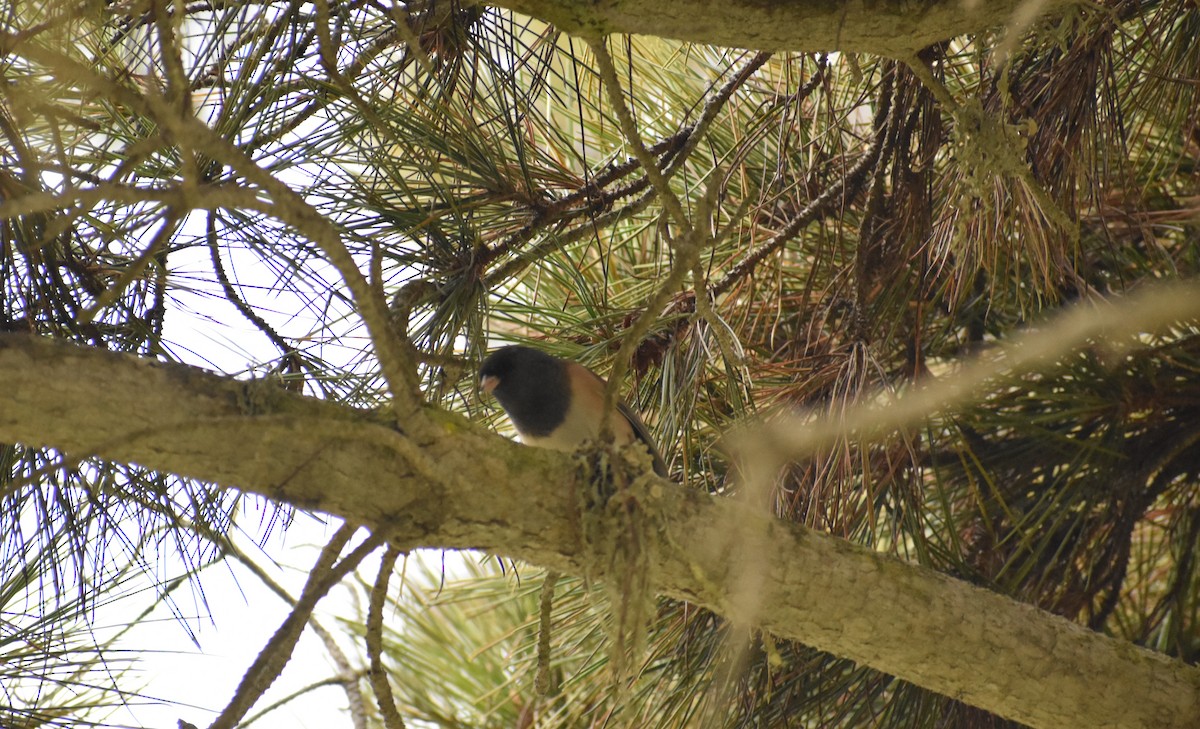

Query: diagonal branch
710;69;894;298
481;51;771;275
188;518;370;729
208;524;387;729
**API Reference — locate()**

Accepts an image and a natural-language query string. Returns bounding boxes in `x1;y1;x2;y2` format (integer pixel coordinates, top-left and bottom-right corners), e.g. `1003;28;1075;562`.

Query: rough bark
474;0;1076;56
2;332;1197;729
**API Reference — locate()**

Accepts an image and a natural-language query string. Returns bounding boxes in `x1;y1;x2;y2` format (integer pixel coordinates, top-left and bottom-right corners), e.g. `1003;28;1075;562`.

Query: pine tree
1;1;1197;727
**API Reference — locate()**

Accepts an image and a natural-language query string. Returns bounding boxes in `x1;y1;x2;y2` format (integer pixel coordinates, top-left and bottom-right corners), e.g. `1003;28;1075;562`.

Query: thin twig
663;51;773;178
206;211;294;359
480;52;771;279
588;37;692;235
310;0;427;414
375;0;435;75
588;36;713;433
902;54;959;111
239;675;368;728
484;187;659;289
604;242;697;438
534;570;560;697
686;169;748;375
367;545;407;729
0;180;273;221
3;30;423;415
76;210;181;327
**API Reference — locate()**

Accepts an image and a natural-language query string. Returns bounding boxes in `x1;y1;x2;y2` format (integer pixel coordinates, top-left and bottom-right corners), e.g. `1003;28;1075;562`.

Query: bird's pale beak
480;374;499;395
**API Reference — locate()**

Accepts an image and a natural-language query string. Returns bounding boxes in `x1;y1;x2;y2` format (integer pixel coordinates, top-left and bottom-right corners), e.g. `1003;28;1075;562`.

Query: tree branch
473;0;1075;57
3;285;1200;729
209;525;385;729
367;545;407;729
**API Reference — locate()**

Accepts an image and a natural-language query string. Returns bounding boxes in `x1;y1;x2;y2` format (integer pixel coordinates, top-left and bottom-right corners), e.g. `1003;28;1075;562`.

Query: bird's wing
567;361;669;477
617;400;669;478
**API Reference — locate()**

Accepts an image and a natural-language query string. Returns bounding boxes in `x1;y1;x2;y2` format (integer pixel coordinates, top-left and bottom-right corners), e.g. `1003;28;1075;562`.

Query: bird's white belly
520;403;633;452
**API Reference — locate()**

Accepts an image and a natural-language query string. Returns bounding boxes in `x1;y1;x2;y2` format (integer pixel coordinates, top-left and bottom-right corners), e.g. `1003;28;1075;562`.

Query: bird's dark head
479;345;562;399
479;345;570;436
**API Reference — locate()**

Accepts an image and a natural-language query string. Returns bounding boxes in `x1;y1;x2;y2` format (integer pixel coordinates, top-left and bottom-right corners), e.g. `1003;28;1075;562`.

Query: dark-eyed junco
480;345;668;477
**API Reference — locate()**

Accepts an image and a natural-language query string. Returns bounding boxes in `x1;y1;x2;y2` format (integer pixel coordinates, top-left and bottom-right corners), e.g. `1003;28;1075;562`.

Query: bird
479;345;668;477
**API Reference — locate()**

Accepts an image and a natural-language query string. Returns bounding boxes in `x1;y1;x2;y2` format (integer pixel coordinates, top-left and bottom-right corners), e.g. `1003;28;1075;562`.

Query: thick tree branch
474;0;1076;57
2;332;1198;729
